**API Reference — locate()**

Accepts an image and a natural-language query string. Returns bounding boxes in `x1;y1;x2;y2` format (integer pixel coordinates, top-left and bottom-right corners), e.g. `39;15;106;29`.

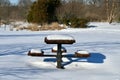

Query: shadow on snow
44;52;106;66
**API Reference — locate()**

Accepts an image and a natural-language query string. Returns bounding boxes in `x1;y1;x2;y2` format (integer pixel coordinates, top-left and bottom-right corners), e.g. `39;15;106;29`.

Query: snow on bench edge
30;49;43;53
76;50;89;54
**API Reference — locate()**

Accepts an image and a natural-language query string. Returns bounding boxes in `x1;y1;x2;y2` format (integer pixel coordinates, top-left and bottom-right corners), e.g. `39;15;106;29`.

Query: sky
9;0;36;4
10;0;18;4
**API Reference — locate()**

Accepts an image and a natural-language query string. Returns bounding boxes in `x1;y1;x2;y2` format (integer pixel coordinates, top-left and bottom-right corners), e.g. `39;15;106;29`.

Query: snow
0;22;120;80
52;45;66;51
30;49;42;53
46;34;74;40
76;50;89;54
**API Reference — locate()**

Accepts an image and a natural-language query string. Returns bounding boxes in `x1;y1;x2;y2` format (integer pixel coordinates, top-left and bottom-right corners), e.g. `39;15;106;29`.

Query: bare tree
17;0;32;20
105;0;119;23
84;0;102;6
0;0;10;23
56;1;84;20
0;0;10;6
18;0;32;7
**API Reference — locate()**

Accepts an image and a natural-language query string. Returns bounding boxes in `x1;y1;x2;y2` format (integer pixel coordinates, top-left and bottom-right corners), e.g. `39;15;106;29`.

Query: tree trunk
106;0;118;24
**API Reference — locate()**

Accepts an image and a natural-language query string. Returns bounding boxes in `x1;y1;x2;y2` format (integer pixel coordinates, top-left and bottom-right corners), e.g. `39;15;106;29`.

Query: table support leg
57;44;64;69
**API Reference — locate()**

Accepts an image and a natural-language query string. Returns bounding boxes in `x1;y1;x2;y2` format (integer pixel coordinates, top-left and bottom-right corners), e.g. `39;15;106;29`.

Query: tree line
56;0;120;24
0;0;33;23
0;0;120;25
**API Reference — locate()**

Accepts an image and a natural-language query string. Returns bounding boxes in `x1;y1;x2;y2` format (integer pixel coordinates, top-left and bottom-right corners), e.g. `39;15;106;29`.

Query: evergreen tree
27;0;61;24
47;0;61;23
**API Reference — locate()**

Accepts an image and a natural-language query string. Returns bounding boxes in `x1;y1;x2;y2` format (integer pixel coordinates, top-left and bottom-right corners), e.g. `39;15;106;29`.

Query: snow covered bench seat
52;45;67;53
28;49;44;56
75;50;90;57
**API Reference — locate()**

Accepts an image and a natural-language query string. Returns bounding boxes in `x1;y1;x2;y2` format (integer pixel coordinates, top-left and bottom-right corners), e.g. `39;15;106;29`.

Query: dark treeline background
0;0;33;23
0;0;120;24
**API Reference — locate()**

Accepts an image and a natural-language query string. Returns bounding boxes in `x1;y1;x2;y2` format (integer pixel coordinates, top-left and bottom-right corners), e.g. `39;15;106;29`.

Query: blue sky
10;0;18;4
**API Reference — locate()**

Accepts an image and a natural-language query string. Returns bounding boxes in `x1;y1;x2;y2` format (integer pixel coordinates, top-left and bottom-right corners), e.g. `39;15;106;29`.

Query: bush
118;17;120;23
26;24;40;31
59;16;89;28
40;22;65;30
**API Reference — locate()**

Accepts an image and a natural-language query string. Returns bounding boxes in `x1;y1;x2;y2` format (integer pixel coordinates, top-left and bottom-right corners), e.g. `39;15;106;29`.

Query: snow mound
28;61;56;69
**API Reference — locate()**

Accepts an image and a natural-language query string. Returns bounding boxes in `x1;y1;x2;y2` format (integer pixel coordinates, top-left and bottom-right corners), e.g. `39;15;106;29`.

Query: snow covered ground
0;22;120;80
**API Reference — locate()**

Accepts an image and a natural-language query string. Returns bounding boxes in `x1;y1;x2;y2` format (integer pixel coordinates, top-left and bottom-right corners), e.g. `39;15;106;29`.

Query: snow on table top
46;35;75;40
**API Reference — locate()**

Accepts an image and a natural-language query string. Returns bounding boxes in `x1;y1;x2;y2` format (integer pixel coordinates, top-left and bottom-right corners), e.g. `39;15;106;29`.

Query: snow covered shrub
49;22;65;30
27;24;40;31
39;22;66;30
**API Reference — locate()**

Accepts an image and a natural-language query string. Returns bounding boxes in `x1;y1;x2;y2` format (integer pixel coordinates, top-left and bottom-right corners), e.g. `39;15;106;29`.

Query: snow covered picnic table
45;35;75;69
28;35;90;69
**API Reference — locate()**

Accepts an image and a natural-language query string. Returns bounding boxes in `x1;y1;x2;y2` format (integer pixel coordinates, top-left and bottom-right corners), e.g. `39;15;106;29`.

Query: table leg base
56;66;65;69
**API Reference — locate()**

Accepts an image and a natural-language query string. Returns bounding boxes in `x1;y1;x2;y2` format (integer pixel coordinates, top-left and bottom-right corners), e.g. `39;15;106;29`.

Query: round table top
45;35;75;44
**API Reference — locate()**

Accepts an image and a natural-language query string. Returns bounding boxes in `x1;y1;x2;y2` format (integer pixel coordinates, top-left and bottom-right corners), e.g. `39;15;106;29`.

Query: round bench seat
28;49;44;56
75;50;90;57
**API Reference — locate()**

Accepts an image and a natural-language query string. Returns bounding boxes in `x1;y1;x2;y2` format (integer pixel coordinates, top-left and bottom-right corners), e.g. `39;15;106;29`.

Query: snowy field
0;22;120;80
